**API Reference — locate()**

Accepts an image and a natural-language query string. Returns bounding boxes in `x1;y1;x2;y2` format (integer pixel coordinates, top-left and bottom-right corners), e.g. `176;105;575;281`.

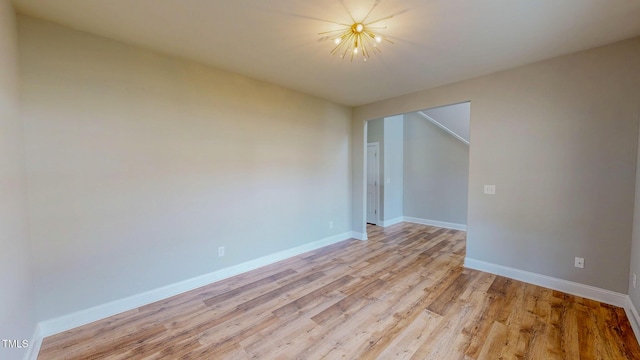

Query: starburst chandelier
319;7;393;62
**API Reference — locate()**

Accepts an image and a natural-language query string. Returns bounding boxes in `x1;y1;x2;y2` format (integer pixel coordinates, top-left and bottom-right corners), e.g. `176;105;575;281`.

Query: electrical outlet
329;221;334;229
218;246;225;257
484;185;496;195
634;273;637;289
574;257;584;269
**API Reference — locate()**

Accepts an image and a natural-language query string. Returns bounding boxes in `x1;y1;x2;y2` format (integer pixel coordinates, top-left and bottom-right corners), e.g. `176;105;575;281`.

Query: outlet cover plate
484;185;496;195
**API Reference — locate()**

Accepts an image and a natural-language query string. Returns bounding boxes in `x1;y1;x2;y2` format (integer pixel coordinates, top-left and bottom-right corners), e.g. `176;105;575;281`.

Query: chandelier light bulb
355;23;364;33
334;38;341;45
375;36;382;43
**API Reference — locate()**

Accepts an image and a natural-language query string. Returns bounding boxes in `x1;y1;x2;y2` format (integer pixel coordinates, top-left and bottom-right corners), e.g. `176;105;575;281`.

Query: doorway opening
363;101;471;235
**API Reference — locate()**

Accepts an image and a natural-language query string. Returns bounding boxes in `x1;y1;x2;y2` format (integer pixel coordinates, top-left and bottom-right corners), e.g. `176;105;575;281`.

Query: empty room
2;0;640;359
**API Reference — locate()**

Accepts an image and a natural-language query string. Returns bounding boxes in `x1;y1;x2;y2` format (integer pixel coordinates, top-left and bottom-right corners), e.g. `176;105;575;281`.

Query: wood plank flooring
38;223;640;359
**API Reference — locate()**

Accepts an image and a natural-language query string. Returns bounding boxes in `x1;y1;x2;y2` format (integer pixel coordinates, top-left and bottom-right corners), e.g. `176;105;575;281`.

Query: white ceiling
11;0;640;106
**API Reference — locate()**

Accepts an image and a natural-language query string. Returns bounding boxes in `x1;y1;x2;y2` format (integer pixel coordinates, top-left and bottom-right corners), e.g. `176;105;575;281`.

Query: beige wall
354;37;640;293
630;125;640;311
0;2;36;359
19;16;352;321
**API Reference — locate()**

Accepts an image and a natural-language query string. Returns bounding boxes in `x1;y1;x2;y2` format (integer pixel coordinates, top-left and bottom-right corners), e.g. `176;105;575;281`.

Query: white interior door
367;143;380;225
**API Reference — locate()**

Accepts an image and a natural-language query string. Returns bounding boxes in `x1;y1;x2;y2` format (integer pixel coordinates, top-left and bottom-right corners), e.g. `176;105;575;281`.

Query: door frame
360;102;471;239
366;142;381;226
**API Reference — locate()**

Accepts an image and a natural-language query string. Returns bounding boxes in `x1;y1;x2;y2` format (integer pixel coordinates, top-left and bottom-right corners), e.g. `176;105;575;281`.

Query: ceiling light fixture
319;15;393;62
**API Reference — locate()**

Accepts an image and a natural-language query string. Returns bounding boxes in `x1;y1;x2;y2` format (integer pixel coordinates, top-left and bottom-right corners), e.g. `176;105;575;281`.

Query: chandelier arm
330;32;351;54
343;36;353;59
318;26;355;36
361;0;382;23
364;26;388;31
338;32;355;58
330;41;344;55
361;37;371;59
337;0;356;23
364;15;394;26
363;29;377;38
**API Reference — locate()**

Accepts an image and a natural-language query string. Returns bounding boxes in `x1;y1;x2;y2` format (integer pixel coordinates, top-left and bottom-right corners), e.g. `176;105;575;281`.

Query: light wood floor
38;223;640;359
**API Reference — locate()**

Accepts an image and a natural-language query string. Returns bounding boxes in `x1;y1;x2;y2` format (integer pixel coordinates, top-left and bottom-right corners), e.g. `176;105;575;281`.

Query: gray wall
19;17;352;321
0;2;36;359
353;37;640;293
383;116;403;221
403;112;469;225
367;118;384;221
421;102;471;143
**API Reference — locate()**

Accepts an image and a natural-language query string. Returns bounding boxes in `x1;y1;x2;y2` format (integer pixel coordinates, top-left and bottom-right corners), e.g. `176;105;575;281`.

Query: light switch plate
484;185;496;195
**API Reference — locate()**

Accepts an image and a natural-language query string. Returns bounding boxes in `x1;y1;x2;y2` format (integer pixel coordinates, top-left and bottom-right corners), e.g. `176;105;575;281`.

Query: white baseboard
625;297;640;343
36;231;355;341
464;257;628;307
351;231;368;241
24;324;42;360
464;257;640;344
381;217;403;227
403;217;467;231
